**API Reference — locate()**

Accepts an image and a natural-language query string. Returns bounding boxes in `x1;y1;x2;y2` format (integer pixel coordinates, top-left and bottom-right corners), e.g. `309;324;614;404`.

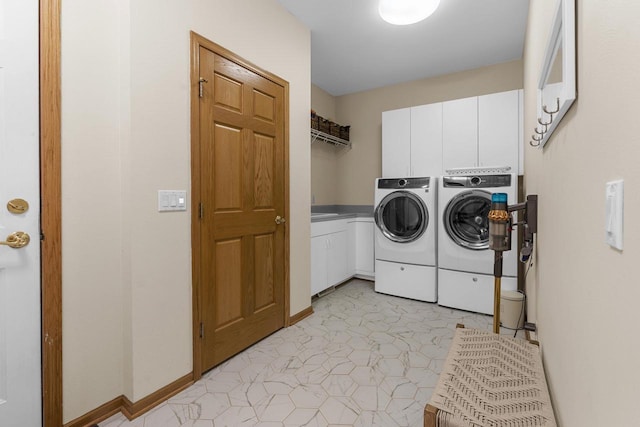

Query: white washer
374;177;437;302
438;174;517;314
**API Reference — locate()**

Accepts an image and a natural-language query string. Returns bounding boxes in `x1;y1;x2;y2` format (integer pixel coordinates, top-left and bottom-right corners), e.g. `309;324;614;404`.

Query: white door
442;96;478;171
382;108;410;177
0;0;42;426
411;103;443;177
478;90;519;171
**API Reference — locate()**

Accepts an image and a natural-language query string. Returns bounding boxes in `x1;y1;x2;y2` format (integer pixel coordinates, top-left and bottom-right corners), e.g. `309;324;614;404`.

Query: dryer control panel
442;174;511;188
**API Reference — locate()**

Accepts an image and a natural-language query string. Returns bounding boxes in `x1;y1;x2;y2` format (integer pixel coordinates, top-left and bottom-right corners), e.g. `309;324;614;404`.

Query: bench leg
424;404;438;427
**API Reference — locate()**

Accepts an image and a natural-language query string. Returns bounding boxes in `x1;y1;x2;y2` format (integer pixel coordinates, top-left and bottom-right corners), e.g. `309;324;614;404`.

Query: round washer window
375;191;428;243
443;190;491;250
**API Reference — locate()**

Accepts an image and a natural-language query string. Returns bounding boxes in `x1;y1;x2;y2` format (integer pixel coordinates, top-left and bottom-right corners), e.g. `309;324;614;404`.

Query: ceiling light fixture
378;0;441;26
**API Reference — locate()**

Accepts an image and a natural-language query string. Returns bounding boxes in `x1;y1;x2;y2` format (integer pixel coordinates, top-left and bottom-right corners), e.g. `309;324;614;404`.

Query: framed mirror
531;0;576;148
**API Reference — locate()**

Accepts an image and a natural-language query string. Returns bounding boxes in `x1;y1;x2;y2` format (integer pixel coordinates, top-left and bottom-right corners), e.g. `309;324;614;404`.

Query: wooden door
0;0;43;425
194;38;287;372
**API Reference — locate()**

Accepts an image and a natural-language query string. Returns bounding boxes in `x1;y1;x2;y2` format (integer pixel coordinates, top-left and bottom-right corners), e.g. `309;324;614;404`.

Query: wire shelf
310;128;351;149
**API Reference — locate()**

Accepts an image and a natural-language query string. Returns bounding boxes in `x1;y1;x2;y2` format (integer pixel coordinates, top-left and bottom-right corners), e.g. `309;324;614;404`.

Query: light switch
605;180;623;250
158;190;187;212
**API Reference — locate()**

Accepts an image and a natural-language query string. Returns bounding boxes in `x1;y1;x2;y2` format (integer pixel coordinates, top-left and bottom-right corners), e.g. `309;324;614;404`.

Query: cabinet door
382;108;411;177
355;220;375;276
411;103;443;177
478;90;519;171
442;97;478;171
310;235;328;295
347;221;356;277
327;230;349;285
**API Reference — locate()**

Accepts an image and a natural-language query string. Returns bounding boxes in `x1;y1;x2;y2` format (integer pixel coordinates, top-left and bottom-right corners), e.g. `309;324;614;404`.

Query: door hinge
199;322;204;338
199;203;203;219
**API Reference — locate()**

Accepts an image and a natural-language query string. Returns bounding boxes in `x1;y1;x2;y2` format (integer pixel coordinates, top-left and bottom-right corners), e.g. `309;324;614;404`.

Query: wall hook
538;117;551;127
542;97;560;115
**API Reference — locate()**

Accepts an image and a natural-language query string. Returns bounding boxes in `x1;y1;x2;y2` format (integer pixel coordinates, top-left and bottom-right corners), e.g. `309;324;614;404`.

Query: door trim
40;0;63;426
189;32;290;380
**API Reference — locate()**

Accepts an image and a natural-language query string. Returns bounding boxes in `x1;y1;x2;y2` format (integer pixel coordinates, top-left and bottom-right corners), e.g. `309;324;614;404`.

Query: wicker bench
424;326;556;427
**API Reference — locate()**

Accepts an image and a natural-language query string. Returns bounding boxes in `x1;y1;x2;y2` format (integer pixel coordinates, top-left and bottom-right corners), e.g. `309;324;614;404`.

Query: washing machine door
443;189;491;250
375;191;428;243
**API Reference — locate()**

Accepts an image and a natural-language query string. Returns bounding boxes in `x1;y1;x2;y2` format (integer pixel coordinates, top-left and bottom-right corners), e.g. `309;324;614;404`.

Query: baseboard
121;373;193;419
64;373;193;427
63;396;125;427
289;306;313;325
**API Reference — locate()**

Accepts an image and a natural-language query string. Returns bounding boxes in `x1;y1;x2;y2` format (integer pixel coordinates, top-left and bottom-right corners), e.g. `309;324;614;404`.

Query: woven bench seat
424;327;556;427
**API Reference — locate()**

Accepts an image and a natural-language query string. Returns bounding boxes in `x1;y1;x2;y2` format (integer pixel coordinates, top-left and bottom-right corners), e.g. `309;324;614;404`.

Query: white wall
524;1;640;425
61;0;310;421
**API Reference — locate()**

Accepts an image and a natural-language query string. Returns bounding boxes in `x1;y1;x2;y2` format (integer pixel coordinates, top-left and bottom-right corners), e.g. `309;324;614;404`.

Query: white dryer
438;174;517;314
374;177;437;302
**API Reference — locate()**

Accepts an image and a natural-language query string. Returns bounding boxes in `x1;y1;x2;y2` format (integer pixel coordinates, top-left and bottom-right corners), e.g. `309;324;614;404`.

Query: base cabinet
310;235;329;296
311;220;350;295
352;218;374;278
312;217;375;296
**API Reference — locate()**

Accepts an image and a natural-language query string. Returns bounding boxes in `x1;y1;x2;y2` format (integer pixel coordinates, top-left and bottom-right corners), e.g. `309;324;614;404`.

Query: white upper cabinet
442;89;521;173
382;104;443;178
383;89;522;178
442;96;478;171
411;103;443;177
382;108;411;177
478;90;520;170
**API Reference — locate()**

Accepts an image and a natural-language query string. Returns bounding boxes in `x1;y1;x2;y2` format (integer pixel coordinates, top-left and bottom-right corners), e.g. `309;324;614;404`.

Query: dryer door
375;191;428;243
443;189;491;250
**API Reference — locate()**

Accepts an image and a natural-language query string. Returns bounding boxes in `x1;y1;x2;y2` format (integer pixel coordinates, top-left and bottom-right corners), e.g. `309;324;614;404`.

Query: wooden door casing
193;35;288;373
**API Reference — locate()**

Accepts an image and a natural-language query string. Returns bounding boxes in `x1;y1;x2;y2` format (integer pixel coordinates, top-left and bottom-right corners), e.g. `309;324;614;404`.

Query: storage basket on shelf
339;125;350;141
310;110;351;146
330;122;341;137
318;118;331;134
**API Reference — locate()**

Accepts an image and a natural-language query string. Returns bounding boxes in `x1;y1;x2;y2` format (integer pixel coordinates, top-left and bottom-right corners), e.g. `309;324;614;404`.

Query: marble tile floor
100;279;523;427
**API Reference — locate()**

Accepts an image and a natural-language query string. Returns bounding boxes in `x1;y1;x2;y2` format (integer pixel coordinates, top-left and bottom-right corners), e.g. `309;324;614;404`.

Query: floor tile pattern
100;279;516;427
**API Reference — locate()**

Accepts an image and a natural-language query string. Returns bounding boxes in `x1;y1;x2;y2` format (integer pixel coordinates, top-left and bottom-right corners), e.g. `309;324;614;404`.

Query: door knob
275;216;286;225
0;231;30;249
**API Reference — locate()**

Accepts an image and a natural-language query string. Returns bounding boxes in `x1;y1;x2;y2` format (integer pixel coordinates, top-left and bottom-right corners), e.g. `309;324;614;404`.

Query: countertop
311;205;374;223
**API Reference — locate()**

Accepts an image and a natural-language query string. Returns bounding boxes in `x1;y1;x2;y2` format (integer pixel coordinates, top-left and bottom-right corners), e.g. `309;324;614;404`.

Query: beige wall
62;0;126;418
311;85;340;205
524;1;640;425
61;0;310;422
309;60;524;206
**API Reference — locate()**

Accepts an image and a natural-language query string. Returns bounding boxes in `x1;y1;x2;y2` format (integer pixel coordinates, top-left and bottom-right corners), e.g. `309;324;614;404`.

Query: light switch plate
158;190;187;212
605;180;623;250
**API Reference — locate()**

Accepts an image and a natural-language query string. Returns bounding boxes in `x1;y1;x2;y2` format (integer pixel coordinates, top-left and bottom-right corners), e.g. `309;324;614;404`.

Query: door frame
40;0;63;426
189;32;291;379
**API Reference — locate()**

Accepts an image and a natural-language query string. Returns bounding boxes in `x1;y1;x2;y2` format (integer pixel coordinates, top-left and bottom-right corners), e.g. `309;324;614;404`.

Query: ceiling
276;0;530;96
